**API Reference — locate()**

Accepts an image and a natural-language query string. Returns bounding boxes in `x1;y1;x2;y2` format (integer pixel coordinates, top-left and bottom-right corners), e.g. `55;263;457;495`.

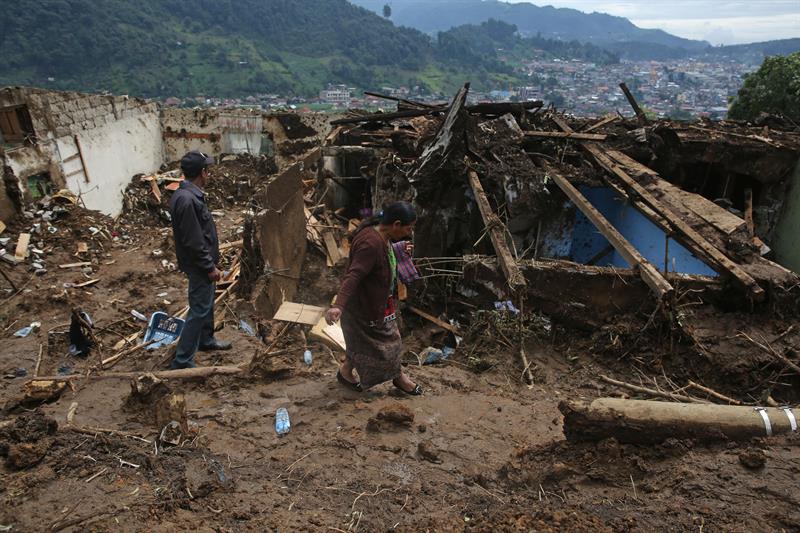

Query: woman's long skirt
340;311;403;389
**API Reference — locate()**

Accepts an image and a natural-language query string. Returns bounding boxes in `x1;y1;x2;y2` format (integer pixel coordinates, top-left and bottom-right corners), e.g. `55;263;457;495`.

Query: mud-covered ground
1;164;799;532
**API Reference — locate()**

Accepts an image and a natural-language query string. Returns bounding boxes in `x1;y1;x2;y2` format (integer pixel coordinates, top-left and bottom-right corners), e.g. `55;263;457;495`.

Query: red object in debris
165;181;182;191
111;231;120;237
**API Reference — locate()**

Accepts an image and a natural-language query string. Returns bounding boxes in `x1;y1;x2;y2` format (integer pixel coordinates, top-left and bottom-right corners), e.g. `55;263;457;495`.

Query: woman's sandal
392;378;423;396
337;370;362;392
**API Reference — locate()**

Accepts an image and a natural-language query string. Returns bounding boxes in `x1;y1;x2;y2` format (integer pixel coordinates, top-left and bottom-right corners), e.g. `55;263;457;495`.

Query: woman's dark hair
354;201;416;236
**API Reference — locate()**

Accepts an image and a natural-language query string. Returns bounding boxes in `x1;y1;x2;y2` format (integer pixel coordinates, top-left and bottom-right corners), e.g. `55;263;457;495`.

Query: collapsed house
0;87;331;220
319;83;800;402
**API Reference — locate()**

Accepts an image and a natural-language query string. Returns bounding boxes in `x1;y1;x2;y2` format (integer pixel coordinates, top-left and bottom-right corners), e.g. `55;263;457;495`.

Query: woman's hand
404;241;414;255
325;307;342;325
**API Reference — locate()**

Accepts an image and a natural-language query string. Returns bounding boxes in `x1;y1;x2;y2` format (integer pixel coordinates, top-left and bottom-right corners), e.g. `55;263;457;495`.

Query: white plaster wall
62;114;164;216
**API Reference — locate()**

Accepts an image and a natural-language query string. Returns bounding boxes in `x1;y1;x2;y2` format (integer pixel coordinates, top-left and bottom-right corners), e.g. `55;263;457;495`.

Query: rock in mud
738;448;766;469
417;441;442;463
366;402;415;432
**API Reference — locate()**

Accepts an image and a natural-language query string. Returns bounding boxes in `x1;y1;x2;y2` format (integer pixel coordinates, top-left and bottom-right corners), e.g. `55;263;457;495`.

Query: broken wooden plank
59;261;92;269
411;83;471;185
524;131;607;141
467;169;527;290
583;114;620;133
406;305;462;335
619;82;648;125
545;164;673;301
150;179;162;202
331;108;444;125
322;231;343;266
14;233;30;260
273;301;326;325
330;100;543;125
686;125;780;148
363;90;439;109
606;150;747;236
69;278;100;288
552;115;764;301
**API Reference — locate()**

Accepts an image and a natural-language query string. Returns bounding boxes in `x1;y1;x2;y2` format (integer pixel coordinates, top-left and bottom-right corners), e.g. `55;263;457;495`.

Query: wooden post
551;115;765;302
467;169;527;291
619;82;648;125
560;398;798;444
546;165;673;301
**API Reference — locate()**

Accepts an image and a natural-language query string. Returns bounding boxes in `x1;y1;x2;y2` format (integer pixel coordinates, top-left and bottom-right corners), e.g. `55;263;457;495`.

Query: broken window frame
0;105;36;148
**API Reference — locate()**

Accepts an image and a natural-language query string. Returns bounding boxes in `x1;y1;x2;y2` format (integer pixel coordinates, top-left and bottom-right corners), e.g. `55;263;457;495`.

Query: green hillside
0;0;522;98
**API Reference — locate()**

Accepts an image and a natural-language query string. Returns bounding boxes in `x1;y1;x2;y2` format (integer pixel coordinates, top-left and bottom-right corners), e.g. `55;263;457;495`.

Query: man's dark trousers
172;271;215;369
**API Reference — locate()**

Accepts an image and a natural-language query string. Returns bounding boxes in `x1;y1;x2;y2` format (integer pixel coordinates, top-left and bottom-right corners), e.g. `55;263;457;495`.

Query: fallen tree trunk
29;365;244;383
560;398;798;444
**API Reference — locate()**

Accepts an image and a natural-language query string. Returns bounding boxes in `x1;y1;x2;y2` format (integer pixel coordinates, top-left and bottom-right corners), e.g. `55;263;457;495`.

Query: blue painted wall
569;187;718;277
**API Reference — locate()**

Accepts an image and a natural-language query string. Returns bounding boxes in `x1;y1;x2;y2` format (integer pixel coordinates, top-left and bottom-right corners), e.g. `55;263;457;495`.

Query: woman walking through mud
325;201;422;395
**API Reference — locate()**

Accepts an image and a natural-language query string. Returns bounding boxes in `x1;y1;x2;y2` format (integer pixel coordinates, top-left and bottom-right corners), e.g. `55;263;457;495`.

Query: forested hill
438;20;619;67
0;0;523;98
353;0;708;51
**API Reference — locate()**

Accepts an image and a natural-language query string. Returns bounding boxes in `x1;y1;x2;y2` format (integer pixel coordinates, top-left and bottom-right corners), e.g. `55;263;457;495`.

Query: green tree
728;52;800;121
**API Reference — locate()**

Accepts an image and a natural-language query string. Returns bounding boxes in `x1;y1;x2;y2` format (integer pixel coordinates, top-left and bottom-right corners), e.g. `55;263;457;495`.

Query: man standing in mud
169;150;231;369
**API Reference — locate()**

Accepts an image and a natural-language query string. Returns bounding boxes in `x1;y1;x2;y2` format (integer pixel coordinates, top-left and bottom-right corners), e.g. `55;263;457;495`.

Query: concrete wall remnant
161;108;333;169
0;86;163;219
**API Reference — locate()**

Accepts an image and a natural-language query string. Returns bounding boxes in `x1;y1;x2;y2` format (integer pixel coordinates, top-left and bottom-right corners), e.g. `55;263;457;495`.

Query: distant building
319;84;352;107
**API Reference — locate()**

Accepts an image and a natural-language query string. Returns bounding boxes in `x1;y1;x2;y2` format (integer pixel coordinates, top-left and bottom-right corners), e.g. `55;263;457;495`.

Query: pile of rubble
318;83;800;404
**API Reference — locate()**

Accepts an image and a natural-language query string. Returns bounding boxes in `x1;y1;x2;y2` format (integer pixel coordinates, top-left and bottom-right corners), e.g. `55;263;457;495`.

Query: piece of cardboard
272;301;326;325
15;233;30;260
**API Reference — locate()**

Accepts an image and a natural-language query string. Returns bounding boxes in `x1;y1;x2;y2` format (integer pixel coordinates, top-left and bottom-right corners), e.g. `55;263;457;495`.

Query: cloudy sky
504;0;800;44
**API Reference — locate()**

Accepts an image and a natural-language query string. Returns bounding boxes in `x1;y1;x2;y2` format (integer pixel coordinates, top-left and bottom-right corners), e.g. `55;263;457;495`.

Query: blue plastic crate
143;312;185;350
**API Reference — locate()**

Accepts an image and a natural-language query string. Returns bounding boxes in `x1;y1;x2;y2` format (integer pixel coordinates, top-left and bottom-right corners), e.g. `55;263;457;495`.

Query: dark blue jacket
169;180;219;275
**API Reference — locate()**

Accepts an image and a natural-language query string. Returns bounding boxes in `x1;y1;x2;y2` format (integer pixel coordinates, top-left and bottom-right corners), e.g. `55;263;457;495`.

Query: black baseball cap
180;150;215;175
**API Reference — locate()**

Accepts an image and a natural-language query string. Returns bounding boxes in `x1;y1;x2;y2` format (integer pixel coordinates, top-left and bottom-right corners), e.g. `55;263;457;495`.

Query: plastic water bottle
303;349;313;366
275;408;291;436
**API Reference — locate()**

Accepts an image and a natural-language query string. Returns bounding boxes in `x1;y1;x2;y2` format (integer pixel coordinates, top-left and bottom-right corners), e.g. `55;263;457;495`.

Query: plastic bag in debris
422;346;456;365
239;319;256;337
14;321;41;338
494;300;520;314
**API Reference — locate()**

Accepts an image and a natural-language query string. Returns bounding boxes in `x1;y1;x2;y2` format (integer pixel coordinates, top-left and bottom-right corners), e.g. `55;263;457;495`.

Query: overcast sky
503;1;800;45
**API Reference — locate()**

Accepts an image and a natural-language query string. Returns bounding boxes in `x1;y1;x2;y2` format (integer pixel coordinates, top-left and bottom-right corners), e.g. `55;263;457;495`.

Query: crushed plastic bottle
275;407;291;436
303;349;313;366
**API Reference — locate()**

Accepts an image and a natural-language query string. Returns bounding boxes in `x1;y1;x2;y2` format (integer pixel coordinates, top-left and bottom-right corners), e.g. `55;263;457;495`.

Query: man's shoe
169;360;197;370
199;339;232;352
